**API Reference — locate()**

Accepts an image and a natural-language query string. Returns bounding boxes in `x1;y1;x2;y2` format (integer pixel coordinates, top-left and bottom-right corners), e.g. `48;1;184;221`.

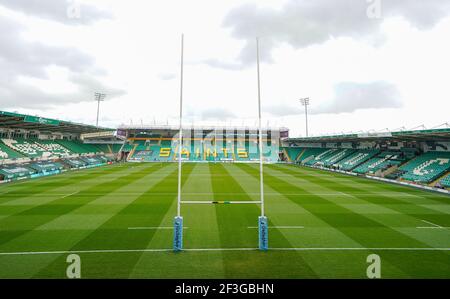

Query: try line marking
0;247;449;256
416;220;449;229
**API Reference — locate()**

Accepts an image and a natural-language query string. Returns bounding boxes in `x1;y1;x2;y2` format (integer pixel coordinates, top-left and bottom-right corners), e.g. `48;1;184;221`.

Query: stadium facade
0;110;449;193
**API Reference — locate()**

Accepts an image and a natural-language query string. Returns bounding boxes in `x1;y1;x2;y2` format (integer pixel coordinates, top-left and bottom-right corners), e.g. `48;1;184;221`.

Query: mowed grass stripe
0;165;118;195
237;163;450;278
0;164;169;278
293;165;450;203
33;164;195;278
269;165;450;249
0;163;158;248
227;164;392;278
273;164;450;227
0;164;127;205
0;164;149;217
130;163;227;278
278;164;450;202
0;166;136;215
210;163;318;278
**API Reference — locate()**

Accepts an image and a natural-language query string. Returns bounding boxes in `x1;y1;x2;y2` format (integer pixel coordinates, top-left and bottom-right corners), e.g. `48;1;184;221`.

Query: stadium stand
296;148;328;163
353;151;403;174
440;174;450;188
304;148;339;166
0;141;23;160
284;147;302;162
0;164;36;180
320;148;356;167
29;161;64;173
1;138;71;158
336;149;380;171
90;143;122;154
62;158;88;168
56;140;99;154
399;151;450;183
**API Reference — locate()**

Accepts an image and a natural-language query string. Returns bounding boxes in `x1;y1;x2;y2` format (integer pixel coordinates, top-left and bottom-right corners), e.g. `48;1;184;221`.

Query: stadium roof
0;111;114;134
118;124;289;132
287;127;450;142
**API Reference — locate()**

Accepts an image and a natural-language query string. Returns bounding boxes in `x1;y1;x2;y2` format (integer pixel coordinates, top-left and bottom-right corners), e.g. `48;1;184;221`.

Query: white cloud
0;0;449;136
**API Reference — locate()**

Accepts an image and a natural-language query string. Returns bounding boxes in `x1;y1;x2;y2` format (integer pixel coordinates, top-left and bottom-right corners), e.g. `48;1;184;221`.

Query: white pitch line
60;191;79;199
128;227;189;230
416;227;445;229
421;220;443;228
247;226;304;229
416;220;449;229
1;247;449;256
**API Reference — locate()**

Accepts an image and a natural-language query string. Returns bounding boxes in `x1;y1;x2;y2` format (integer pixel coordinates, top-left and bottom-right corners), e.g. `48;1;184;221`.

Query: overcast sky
0;0;449;137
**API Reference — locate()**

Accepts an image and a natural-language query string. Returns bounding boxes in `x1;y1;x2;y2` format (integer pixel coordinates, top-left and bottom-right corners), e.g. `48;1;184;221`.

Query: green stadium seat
399;151;450;183
440;174;450;188
2;138;72;158
304;148;339;166
0;140;24;160
336;150;380;171
56;140;101;154
283;147;303;162
321;149;356;167
353;151;403;174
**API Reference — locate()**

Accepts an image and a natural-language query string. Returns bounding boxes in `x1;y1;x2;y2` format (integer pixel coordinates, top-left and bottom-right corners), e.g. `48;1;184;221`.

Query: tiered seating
56;140;99;154
284;147;302;162
0;141;23;160
304;148;339;166
34;139;72;156
321;149;356;167
29;161;64;172
336;150;380;171
91;144;110;153
2;138;68;158
353;152;402;174
440;174;450;188
399;151;450;183
297;148;327;163
189;143;204;161
94;143;122;154
62;158;88;168
79;156;104;165
110;144;122;153
217;145;235;161
0;164;36;180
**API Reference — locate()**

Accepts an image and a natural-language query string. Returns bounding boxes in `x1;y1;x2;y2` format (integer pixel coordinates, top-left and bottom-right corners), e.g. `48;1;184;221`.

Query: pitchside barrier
172;35;269;251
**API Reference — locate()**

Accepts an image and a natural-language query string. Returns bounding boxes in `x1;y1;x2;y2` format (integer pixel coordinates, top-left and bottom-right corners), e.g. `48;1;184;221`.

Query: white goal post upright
256;37;268;251
173;34;184;251
173;36;268;251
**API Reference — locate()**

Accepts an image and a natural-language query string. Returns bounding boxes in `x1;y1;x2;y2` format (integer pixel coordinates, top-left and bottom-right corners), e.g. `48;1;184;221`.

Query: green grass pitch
0;162;449;278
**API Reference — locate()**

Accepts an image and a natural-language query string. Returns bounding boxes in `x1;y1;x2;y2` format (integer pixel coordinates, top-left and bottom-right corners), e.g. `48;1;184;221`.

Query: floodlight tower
299;97;310;137
94;92;107;127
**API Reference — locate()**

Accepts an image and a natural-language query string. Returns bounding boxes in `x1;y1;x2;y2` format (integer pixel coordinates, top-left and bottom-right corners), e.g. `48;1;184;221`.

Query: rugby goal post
173;35;268;251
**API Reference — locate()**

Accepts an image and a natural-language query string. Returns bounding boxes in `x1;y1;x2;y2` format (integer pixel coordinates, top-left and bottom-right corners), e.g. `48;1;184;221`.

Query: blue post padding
173;216;183;251
258;216;268;251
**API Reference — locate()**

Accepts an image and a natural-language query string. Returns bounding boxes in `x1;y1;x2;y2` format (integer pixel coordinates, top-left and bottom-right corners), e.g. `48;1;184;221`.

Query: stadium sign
358;132;392;138
24;115;60;126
